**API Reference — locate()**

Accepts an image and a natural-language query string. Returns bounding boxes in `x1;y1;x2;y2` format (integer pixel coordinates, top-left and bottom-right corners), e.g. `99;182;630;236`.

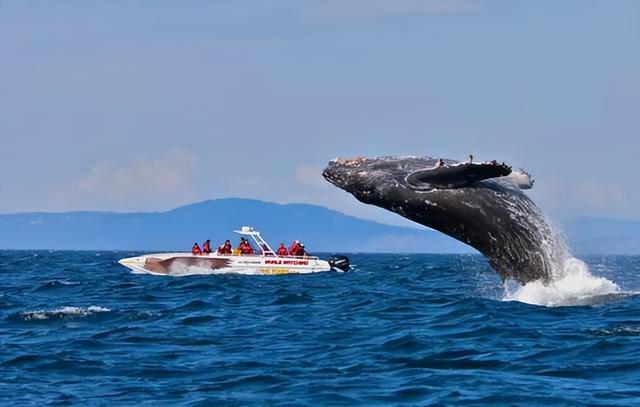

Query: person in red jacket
192;243;202;256
237;237;247;253
241;242;254;255
218;239;232;255
202;239;212;255
289;241;304;257
235;239;244;254
276;243;288;256
288;240;300;256
238;238;254;255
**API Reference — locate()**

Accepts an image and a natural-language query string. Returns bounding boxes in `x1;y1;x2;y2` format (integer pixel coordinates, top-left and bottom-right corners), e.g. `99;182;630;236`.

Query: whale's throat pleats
406;162;512;189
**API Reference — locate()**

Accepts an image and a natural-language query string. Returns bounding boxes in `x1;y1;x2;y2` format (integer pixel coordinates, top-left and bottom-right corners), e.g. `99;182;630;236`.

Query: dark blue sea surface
1;251;640;405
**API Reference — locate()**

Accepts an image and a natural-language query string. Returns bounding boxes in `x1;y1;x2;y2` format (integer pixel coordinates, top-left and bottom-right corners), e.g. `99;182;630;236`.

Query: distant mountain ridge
0;199;471;253
564;217;640;256
0;199;638;254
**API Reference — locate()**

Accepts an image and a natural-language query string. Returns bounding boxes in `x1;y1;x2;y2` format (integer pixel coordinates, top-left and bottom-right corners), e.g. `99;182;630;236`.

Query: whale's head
323;156;434;204
323;155;514;205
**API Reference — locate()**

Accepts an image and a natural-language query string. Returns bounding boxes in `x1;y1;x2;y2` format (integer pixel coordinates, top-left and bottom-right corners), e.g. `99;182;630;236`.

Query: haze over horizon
1;1;638;226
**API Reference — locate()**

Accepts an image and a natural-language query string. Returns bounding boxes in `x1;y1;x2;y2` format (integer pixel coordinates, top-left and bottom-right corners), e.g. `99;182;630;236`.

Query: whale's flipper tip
507;169;535;189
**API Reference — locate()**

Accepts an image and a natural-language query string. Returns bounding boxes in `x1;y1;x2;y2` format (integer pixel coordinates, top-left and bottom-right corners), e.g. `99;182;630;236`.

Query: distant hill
563;217;640;255
0;199;637;254
0;199;472;253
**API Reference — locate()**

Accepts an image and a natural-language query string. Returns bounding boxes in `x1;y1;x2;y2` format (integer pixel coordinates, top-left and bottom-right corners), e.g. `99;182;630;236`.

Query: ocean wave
20;306;111;321
592;326;640;337
33;280;80;292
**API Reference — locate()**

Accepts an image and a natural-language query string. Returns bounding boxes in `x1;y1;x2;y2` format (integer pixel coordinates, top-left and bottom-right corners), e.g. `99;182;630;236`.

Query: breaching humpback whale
323;156;568;284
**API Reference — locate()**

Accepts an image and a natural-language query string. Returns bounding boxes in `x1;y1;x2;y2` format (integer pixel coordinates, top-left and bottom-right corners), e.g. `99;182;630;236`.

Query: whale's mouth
321;162;341;187
322;157;370;189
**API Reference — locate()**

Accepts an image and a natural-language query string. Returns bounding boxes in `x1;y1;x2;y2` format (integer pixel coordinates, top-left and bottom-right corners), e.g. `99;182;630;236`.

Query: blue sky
1;0;638;226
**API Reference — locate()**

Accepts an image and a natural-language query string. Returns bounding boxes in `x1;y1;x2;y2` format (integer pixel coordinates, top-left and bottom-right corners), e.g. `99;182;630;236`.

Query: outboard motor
328;255;350;272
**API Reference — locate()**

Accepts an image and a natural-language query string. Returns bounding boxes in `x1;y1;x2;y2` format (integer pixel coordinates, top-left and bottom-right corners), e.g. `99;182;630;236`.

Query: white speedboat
118;226;350;276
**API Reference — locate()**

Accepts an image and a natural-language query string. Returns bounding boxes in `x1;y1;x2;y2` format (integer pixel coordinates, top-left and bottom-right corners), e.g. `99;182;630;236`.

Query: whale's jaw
323;155;568;284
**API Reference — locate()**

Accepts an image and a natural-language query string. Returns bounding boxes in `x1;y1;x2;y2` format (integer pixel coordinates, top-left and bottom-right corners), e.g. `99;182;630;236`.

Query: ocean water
1;251;640;406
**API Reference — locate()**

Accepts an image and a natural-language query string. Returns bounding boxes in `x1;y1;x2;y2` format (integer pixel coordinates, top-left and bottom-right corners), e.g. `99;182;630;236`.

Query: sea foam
503;257;620;307
21;306;111;320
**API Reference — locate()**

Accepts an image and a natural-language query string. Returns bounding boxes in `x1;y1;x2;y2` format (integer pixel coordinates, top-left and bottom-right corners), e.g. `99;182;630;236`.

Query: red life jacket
192;244;202;255
277;245;288;256
203;241;211;254
289;243;302;256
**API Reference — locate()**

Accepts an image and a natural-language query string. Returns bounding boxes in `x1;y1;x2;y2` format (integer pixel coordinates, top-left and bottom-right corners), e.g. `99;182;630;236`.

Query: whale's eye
407;162;511;189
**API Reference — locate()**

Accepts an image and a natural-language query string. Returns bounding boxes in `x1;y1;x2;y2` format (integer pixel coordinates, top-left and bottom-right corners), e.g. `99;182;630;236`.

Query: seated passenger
237;237;253;255
202;239;212;255
218;239;232;255
289;241;304;257
234;238;246;255
192;243;202;256
288;240;300;255
240;241;254;255
276;243;288;256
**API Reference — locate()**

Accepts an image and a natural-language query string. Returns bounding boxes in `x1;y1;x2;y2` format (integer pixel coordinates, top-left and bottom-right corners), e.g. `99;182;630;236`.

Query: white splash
503;257;620;307
21;306;111;320
506;169;534;189
496;194;623;307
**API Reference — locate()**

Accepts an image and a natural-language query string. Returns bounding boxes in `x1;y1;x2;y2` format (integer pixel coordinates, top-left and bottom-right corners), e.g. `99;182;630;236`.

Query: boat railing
215;252;320;260
277;254;320;261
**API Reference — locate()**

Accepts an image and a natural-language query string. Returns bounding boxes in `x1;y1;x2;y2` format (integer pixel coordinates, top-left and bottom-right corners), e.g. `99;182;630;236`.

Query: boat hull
118;253;333;276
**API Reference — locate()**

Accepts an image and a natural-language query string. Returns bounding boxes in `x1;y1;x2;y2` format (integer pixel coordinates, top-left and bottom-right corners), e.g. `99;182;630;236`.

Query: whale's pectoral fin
407;162;512;189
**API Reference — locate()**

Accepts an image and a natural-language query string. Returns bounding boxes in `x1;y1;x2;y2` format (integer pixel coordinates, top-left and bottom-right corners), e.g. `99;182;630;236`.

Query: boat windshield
232;226;318;259
234;227;276;256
